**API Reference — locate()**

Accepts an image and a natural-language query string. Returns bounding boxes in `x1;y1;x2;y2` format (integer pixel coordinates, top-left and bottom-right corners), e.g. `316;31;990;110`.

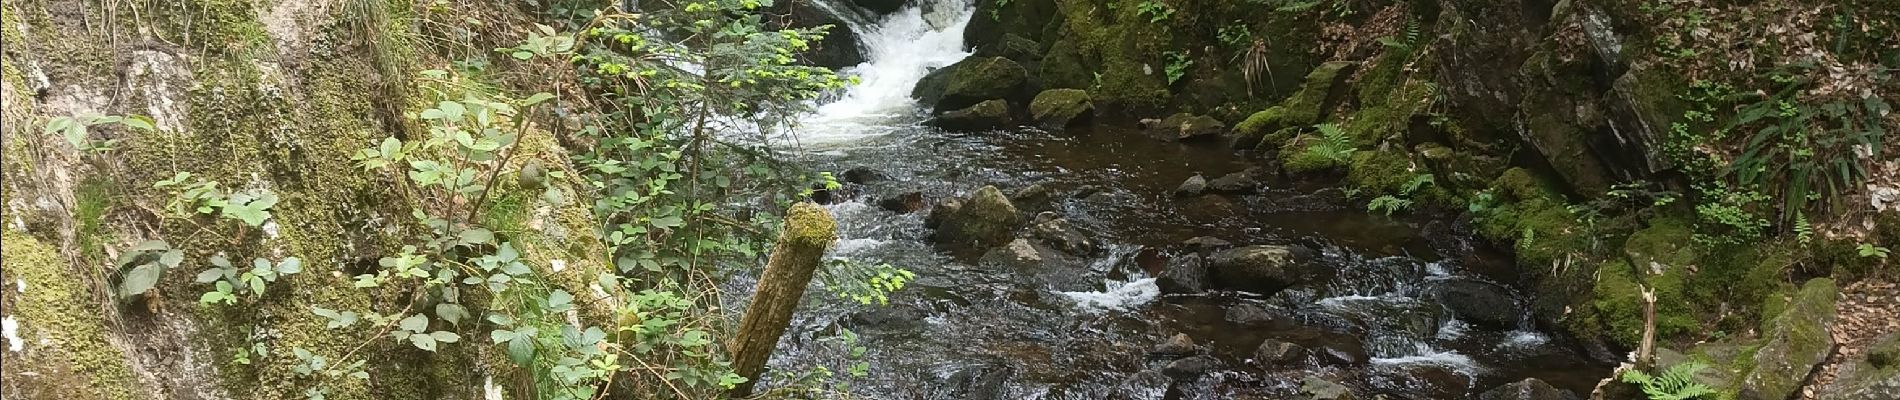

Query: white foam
795;0;976;146
1436;319;1470;340
1501;330;1549;348
1060;278;1159;313
1371;349;1481;374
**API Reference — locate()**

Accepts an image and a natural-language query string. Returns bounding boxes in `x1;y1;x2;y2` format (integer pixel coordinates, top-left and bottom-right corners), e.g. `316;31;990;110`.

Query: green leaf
159;250;184;268
420;109;446;120
277;257;304;274
119;264;163;298
522;93;556;106
506;334;535;365
410;333;438;352
195;268;225;283
399;314;429;333
121;115;157;131
438;101;466;121
435;303;468;325
458;228;495;246
429;331;461;344
547;289;574;310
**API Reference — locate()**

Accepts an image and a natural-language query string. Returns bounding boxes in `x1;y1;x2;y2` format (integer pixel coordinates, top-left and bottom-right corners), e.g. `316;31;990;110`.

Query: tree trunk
727;202;837;397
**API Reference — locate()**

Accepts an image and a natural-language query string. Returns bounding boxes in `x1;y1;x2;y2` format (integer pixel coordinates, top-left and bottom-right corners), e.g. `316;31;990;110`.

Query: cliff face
1;1;613;399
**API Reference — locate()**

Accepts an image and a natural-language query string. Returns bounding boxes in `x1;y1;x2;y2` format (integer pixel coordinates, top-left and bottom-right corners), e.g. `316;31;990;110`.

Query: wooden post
727;202;836;397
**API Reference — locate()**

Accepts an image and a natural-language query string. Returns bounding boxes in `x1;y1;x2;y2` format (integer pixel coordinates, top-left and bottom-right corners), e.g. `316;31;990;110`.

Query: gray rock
1030;216;1095;255
1478;378;1569;400
1162;355;1221;380
1207;245;1319;294
1207;171;1259;194
933;99;1014;131
1301;376;1356;400
1029;88;1093;130
1152;333;1197;358
1011;184;1053;213
1742;279;1839;400
1154;113;1226;141
1156;254;1207;294
1429;278;1523;329
981;238;1044;268
1108;370;1171;400
1254;338;1309;367
1173;174;1208;197
1182;236;1232;253
878;191;927;214
930;186;1024;248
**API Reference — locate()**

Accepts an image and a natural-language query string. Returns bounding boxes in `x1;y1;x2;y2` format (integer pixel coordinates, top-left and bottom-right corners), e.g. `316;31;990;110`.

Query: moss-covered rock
936;57;1029;111
1037;39;1095;90
0;229;141;400
931;186;1025;249
1230;61;1357;149
1739;278;1837;400
1028;88;1093;130
932;99;1016;131
1151;113;1224;141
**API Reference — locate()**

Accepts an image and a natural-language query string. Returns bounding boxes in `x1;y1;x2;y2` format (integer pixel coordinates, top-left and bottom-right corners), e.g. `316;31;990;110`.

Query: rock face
930;186;1025;249
1741;278;1839;400
1230;61;1356;149
1028;89;1093;130
1428;279;1523;329
932;99;1014;131
851;0;908;14
1156;253;1207;294
1477;378;1568;400
1823;333;1900;400
918;57;1029;111
1152;113;1226;141
1207;245;1318;294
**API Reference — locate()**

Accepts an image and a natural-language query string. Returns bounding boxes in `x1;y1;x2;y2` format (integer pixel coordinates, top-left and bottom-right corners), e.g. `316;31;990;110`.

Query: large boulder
1741;278;1839;400
929;186;1025;248
1477;378;1569;400
1230;61;1356;149
919;57;1029;112
769;1;864;69
1028;89;1093;130
981;238;1045;269
1206;171;1259;194
1428;278;1524;329
1151;113;1226;141
1207;245;1319;294
1173;174;1208;197
931;99;1014;131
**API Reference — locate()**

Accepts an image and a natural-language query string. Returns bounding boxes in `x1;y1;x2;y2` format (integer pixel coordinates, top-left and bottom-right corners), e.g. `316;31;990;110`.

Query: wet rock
1152;333;1198;358
932;99;1014;131
1152;113;1226;141
1182;236;1233;254
878;191;927;214
1428;278;1523;329
1029;88;1093;130
1741;278;1838;400
1207;171;1259;194
1162;355;1222;380
1011;184;1053;212
1207;245;1319;294
924;198;960;228
1173;174;1208;197
852;0;908;14
1224;303;1289;326
1109;370;1171;400
842;166;885;184
942;363;1014;400
1230;61;1355;150
1371;364;1468;400
1316;341;1367;366
1156;254;1207;294
1029;215;1095;255
981;238;1044;268
1301;376;1356;400
771;1;863;69
930;56;1028;111
929;186;1024;248
1253;339;1309;367
844;305;925;332
1477;378;1568;400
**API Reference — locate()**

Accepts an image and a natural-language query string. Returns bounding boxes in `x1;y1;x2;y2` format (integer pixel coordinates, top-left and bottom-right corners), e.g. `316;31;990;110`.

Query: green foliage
1367;195;1412;216
1375;18;1420;51
43;113;157;152
192;255;303;305
1217;22;1251;47
153;172;279;227
821;260;916;305
1135;0;1174;23
1859;243;1891;259
1164;51;1192;85
114;240;182;301
1305;123;1357;165
1620;362;1718;400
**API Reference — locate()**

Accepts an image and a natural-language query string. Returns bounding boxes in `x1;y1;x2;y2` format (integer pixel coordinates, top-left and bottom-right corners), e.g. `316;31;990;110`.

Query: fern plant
1305;123;1357;165
1620;362;1718;400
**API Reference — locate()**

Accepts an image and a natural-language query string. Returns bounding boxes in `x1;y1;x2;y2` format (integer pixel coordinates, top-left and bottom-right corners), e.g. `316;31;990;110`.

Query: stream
736;0;1613;397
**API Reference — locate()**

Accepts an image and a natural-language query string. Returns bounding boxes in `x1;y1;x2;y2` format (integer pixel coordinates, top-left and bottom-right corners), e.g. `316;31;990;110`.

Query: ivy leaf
119;264;164;297
277;257;304;275
159;249;184;268
438;101;466;122
399;314;429;333
121;115;157;131
457;228;495;246
435;303;468;325
410;332;438;352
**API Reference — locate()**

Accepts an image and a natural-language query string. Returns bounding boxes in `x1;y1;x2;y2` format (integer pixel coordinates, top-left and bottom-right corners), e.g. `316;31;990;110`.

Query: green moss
1038;39;1094;90
75;176;115;262
1231;61;1356;147
1;229;141;400
1280;140;1344;173
1029;88;1093;128
1590;260;1698;347
1622;216;1697;270
1345;150;1416;195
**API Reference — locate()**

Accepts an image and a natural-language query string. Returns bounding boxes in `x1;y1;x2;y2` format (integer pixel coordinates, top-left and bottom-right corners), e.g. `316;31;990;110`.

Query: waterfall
796;0;977;145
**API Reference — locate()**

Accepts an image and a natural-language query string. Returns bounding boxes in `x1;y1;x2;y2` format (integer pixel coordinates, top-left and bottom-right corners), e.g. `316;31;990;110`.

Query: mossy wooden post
728;202;836;397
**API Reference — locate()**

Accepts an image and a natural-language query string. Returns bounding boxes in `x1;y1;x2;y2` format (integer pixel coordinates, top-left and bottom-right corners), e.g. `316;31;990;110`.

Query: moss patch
1;229;141;400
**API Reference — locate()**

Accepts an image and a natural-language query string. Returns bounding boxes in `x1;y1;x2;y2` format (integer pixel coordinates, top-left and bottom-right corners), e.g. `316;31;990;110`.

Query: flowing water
741;0;1612;397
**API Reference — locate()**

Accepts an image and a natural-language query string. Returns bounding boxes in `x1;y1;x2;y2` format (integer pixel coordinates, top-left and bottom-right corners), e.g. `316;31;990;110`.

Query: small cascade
796;0;976;145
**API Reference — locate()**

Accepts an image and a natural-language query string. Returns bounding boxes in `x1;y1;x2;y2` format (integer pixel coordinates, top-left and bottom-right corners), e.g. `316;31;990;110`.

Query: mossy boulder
1739;278;1837;400
1028;88;1093;130
965;0;1059;53
0;230;141;400
974;33;1044;67
1230;61;1356;149
1151;113;1225;141
1037;39;1094;90
936;57;1029;111
1822;333;1900;400
1207;245;1320;294
930;186;1025;249
932;99;1015;131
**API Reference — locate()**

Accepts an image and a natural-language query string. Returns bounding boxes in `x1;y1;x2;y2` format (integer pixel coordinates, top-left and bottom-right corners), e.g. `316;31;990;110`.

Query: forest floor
1801;278;1899;399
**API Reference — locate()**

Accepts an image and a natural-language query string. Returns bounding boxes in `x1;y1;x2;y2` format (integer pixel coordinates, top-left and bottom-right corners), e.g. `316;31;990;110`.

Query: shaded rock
1173;174;1208;197
1108;370;1171;400
770;2;863;69
878;191;927;214
1823;333;1900;400
1162;355;1221;380
1153;113;1226;141
923;56;1028;111
842;166;885;184
974;33;1043;65
1230;61;1357;149
1207;171;1259;194
1029;88;1094;130
852;0;908;15
1208;245;1317;293
1152;333;1197;358
924;198;960;228
981;238;1044;268
1182;236;1233;254
1741;278;1838;400
1478;378;1569;400
1301;376;1356;400
942;363;1013;400
1030;215;1095;255
844;305;924;332
1429;278;1523;329
932;99;1014;131
930;186;1024;248
1011;184;1053;212
1254;339;1309;367
1370;364;1468;400
1156;254;1207;294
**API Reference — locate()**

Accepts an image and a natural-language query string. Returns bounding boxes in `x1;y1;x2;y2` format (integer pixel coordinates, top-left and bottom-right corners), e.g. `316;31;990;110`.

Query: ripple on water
1058;278;1159;313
